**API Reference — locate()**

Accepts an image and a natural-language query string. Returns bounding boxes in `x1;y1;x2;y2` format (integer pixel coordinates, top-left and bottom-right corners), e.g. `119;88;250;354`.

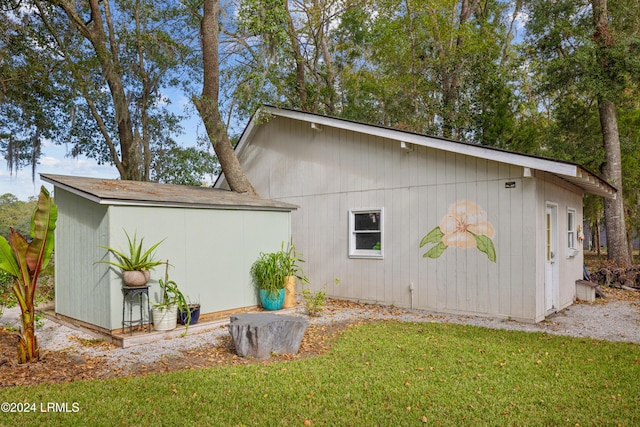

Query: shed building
215;106;616;322
42;174;296;336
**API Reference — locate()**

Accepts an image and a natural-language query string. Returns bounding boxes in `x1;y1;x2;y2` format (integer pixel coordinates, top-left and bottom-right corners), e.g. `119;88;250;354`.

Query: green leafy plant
302;278;339;317
0;186;57;363
301;288;325;316
250;251;288;298
280;240;309;283
98;230;165;271
251;241;310;300
34;311;45;329
152;261;190;332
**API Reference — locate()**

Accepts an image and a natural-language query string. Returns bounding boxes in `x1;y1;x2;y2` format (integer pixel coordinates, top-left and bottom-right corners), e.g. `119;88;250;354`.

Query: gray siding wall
231;116;584;321
55;189;111;328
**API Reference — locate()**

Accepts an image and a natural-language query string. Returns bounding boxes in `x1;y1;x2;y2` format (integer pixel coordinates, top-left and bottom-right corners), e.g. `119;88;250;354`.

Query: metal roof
228;106;617;199
41;174;297;211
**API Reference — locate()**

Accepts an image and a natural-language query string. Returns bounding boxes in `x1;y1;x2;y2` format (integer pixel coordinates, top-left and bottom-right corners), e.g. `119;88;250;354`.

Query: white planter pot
152;305;178;331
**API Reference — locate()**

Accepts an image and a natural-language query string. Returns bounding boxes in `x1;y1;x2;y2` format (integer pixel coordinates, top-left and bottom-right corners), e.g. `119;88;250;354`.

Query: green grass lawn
1;321;639;426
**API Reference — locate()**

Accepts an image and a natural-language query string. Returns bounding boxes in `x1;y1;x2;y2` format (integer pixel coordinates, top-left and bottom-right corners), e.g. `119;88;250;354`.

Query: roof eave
41;174;298;211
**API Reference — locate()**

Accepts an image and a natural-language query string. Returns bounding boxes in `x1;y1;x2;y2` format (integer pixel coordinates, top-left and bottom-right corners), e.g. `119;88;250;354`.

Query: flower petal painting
420;200;497;262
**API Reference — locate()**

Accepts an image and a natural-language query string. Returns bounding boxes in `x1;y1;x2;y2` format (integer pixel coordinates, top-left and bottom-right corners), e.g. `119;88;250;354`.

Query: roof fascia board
266;106;579;177
96;199;295;211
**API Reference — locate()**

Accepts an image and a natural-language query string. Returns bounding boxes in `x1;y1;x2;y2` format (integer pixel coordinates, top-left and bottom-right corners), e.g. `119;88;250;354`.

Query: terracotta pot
283;276;296;308
122;270;150;287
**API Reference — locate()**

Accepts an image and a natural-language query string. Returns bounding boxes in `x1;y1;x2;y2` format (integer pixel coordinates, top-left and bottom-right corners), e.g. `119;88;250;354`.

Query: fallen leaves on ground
0;308;355;388
1;292;638;388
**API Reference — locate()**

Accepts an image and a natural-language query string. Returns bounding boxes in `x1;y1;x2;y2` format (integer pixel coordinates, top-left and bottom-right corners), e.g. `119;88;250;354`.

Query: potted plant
280;241;309;308
178;299;201;326
250;251;288;310
97;230;165;286
151;261;190;332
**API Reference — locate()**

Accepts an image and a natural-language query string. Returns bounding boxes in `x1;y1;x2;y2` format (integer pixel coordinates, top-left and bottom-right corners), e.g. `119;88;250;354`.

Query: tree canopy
2;0;640;264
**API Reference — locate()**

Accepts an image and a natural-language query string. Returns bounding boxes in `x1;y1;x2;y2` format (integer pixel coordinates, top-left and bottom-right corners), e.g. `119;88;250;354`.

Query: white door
545;204;559;314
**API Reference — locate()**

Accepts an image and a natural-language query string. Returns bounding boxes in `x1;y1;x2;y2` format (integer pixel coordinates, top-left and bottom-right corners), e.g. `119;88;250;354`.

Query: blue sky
0;143;120;201
0;90;208;201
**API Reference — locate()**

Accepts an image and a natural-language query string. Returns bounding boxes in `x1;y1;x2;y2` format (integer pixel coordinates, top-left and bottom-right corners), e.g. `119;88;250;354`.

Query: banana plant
0;186;57;363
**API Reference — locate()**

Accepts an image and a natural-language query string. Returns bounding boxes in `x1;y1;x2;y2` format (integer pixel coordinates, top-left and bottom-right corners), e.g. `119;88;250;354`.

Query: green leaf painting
424;241;448;259
420;200;497;262
469;231;497;263
419;227;444;247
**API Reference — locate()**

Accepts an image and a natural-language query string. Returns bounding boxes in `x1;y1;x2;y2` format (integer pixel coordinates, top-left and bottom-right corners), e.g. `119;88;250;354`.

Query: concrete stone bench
228;313;308;359
576;279;603;302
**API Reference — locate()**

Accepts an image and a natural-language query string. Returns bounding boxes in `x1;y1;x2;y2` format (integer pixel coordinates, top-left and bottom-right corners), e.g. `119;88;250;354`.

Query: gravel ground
1;294;639;370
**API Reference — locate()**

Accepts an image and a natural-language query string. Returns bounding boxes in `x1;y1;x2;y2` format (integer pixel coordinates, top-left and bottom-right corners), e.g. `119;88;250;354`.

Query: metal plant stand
121;285;151;335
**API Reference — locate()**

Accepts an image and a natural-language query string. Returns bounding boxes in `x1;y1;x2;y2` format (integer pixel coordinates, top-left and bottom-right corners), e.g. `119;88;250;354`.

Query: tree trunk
438;0;480;139
285;0;307;110
592;0;631;266
52;0;141;181
595;220;601;256
17;309;39;364
195;0;257;195
599;101;630;265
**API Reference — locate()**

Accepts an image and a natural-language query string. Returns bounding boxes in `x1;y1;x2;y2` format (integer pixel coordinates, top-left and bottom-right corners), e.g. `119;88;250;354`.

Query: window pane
354;213;380;231
568;211;574;230
567;210;576;248
355;232;381;250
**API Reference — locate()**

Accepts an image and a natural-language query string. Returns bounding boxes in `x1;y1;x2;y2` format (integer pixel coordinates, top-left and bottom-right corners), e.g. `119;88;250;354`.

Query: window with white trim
349;209;383;258
567;208;576;249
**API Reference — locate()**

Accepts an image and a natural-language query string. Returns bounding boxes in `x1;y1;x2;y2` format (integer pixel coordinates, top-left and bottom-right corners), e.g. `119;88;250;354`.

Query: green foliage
0;186;57;363
302;278;338;317
2;0;193;181
34;311;44;329
333;0;518;142
0;194;37;238
1;322;639;425
97;230;165;271
150;145;220;186
524;0;640;262
280;240;308;283
0;8;69;176
301;288;326;317
251;241;308;297
250;251;288;297
153;262;190;332
0;269;13;289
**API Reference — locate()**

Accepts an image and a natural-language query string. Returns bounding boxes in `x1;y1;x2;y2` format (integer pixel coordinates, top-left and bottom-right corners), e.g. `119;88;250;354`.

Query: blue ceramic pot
259;289;285;310
178;305;201;325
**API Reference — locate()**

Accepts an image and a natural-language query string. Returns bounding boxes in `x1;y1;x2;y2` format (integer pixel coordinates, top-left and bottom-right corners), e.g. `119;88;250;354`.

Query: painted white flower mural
420;200;497;262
